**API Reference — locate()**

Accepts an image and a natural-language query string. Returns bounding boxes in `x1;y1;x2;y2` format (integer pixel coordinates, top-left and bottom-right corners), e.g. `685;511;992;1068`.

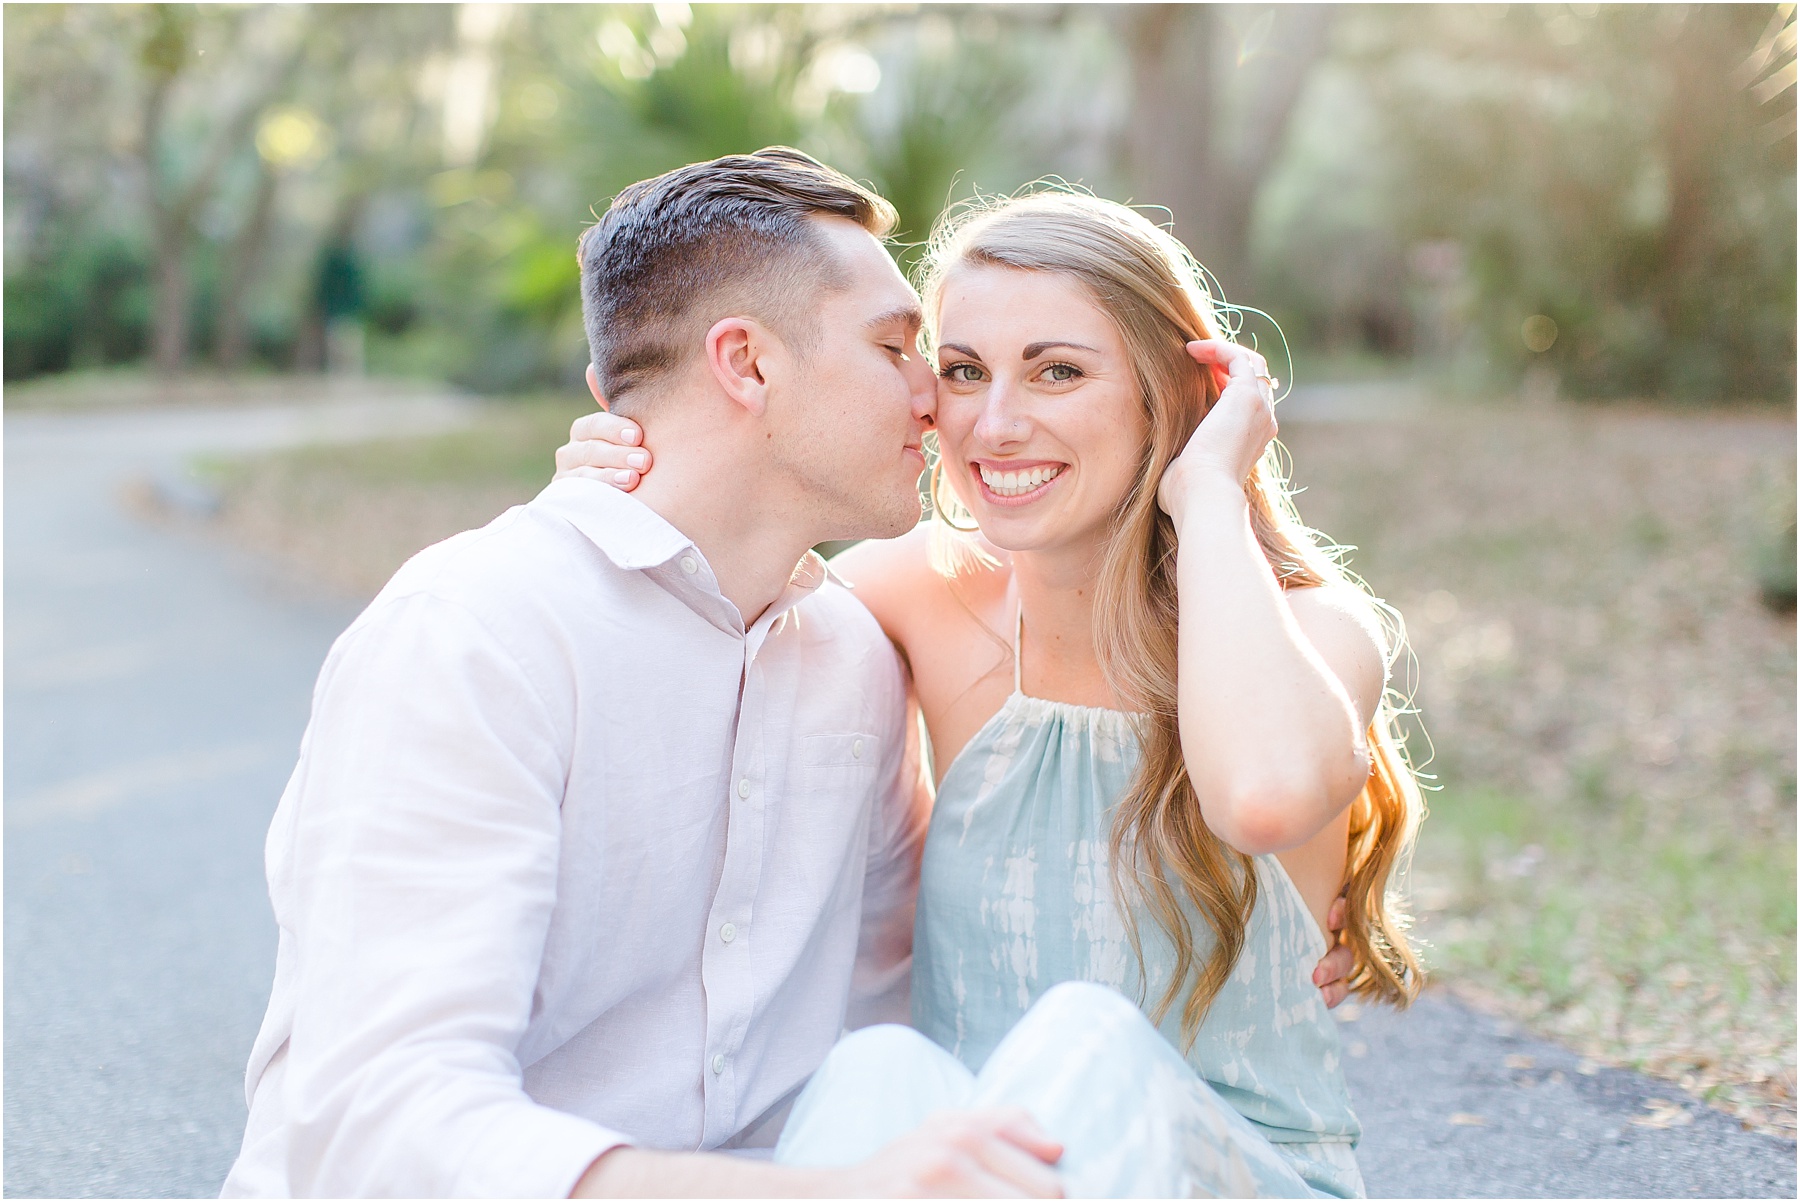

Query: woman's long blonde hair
917;189;1425;1043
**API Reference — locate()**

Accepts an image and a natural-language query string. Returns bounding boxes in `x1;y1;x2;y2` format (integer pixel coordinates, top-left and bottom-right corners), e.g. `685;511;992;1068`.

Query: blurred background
5;3;1795;1196
6;2;1796;397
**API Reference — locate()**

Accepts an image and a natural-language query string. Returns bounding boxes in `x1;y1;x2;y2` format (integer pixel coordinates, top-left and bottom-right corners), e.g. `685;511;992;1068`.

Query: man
223;148;1064;1197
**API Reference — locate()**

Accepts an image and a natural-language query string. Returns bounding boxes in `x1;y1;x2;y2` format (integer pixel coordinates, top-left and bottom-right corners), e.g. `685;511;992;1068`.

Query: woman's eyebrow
937;342;983;361
1023;340;1099;360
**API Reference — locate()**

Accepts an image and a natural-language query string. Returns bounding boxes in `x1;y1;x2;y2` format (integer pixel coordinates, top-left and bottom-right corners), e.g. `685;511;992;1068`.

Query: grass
199;394;1797;1133
1281;402;1796;1134
199;395;593;598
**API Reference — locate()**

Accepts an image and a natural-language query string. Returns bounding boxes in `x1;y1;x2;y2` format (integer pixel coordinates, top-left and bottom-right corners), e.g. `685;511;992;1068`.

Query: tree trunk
136;4;308;374
1117;4;1336;300
1121;6;1224;275
140;9;189;375
149;224;192;374
294;192;367;373
216;163;280;370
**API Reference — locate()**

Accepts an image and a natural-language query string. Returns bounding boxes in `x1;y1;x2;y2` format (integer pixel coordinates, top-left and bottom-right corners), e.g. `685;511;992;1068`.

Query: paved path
5;399;1794;1197
4;397;472;1197
1343;996;1794;1197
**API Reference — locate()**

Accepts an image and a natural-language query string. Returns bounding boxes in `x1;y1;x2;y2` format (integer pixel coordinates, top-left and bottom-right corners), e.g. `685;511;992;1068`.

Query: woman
560;189;1424;1196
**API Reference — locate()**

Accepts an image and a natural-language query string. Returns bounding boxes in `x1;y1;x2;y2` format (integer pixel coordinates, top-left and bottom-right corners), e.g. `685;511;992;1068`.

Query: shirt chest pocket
797;732;880;770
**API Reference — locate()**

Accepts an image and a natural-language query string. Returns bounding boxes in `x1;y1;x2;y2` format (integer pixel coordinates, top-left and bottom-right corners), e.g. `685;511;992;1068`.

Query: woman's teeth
979;464;1064;497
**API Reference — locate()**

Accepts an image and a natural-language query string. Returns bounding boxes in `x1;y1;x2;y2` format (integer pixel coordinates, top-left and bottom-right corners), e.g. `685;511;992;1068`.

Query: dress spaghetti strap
1013;600;1025;693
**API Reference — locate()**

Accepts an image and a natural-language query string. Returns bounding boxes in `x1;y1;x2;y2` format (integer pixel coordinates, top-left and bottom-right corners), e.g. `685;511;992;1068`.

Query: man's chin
821;492;922;545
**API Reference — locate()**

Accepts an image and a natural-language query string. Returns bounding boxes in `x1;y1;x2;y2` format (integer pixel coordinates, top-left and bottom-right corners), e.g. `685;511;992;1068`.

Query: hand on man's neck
623;403;821;628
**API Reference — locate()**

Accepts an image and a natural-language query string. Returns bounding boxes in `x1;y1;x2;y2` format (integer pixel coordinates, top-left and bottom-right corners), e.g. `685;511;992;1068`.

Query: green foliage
841;29;1038;273
4;229;152;377
1420;779;1797;1033
1259;4;1796;401
1755;520;1797;613
6;4;1794;400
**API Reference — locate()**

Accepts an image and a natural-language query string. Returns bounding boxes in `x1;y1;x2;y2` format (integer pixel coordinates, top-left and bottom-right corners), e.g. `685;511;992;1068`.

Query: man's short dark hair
578;147;897;409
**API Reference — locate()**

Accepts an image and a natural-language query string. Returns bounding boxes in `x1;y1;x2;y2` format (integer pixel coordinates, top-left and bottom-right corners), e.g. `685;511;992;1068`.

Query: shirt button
737;778;751;799
712;1053;726;1075
720;922;736;944
680;556;698;574
852;739;864;759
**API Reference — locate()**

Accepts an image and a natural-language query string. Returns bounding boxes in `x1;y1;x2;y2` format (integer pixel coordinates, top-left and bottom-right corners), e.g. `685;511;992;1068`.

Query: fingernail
614;470;633;485
621;427;640;444
627;452;648;469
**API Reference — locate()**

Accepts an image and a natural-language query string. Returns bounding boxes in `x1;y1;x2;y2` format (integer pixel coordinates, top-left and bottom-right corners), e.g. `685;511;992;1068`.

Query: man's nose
908;355;937;427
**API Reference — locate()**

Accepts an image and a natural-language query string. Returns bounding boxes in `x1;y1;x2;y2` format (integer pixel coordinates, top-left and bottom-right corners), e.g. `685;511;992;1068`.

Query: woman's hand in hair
1156;339;1277;525
555;407;653;490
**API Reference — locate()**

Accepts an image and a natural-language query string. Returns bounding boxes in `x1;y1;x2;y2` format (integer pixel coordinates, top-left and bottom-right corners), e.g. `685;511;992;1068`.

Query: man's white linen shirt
223;479;926;1198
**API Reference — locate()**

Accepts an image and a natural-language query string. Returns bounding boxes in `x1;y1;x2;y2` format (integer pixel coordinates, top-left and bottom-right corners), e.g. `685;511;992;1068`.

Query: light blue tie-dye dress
912;609;1365;1198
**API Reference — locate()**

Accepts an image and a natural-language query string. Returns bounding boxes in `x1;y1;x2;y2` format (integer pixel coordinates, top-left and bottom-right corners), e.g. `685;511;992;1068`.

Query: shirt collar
533;479;838;637
535;477;696;572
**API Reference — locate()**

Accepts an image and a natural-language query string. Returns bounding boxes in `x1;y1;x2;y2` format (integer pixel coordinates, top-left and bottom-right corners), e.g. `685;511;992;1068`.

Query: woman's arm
1159;345;1386;857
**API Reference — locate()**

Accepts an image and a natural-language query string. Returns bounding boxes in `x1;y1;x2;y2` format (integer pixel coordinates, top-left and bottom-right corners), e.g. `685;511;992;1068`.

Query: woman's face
932;264;1149;556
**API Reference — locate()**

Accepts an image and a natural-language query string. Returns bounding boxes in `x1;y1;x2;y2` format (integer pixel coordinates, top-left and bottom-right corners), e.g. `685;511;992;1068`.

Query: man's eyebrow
1023;340;1100;360
865;305;924;331
937;342;982;360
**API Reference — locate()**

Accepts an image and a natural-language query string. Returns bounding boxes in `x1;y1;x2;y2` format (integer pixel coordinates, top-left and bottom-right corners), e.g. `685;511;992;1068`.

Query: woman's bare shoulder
830;523;932;589
830;524;1008;635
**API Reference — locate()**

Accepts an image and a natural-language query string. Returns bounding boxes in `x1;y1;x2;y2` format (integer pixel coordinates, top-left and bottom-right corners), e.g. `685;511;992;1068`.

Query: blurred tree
5;3;1791;403
1346;3;1796;400
1733;3;1797;144
135;4;309;372
283;5;455;370
846;13;1038;273
1115;4;1336;298
1248;3;1796;401
6;4;163;377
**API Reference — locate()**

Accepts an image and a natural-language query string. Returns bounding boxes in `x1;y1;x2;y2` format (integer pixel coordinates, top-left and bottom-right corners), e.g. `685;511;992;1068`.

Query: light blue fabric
778;981;1332;1198
911;621;1365;1198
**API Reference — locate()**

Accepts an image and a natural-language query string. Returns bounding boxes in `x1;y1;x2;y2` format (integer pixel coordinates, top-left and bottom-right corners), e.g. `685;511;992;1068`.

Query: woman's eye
941;362;985;383
1042;363;1081;383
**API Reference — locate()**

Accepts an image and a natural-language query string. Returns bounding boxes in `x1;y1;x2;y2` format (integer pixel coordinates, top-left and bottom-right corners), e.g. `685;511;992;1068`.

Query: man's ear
705;317;777;418
585;362;610;412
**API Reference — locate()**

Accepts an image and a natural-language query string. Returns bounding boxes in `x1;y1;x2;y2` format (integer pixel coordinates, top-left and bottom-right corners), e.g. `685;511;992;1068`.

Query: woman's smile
972;458;1068;504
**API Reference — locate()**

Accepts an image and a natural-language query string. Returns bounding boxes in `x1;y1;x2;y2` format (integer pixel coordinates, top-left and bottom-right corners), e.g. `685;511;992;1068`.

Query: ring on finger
1255;373;1280;390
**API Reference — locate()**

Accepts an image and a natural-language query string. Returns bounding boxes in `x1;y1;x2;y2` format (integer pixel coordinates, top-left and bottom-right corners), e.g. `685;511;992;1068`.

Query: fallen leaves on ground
1284;402;1796;1137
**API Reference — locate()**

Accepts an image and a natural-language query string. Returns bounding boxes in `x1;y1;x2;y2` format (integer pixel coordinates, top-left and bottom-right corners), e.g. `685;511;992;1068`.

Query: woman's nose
973;382;1029;447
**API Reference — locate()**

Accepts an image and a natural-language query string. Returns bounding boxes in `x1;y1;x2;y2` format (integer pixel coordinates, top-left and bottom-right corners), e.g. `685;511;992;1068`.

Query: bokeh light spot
1522;314;1559;353
256;107;328;169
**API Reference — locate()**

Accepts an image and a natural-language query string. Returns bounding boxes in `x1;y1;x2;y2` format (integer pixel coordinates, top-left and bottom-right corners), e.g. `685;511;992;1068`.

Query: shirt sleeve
274;590;626;1197
844;649;930;1031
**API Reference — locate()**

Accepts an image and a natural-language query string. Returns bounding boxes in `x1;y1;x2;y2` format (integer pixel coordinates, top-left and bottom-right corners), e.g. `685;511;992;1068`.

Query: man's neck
623;410;817;627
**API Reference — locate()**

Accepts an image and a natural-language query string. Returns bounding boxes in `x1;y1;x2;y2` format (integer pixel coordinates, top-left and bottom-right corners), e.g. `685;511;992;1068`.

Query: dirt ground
203;397;1798;1134
1281;404;1796;1135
